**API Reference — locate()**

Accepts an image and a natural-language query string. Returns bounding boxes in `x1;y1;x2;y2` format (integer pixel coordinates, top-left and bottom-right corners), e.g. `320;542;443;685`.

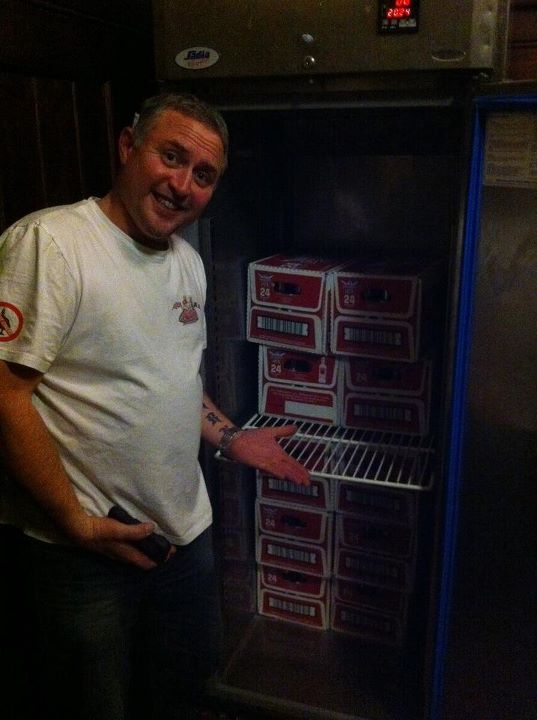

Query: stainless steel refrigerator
152;2;536;718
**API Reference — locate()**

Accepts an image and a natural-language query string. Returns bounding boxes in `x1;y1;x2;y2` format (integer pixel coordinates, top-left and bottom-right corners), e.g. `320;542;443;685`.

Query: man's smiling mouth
154;192;187;212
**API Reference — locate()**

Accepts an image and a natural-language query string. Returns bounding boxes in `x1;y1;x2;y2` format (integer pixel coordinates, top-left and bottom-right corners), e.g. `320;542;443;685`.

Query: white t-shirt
0;198;212;545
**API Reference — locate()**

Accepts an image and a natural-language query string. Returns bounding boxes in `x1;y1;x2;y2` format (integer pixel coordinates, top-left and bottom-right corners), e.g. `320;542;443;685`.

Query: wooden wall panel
0;75;116;231
0;74;46;227
0;0;155;232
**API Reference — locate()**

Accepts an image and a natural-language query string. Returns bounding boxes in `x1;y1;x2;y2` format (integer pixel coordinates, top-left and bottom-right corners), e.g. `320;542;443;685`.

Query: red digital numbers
380;0;417;31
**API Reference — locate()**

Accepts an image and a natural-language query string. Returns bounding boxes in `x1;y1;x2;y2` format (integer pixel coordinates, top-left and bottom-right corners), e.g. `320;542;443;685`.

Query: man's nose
169;166;192;195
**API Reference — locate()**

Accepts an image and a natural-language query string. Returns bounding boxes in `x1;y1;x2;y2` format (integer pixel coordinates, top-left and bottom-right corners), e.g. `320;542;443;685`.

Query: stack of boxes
256;464;334;630
242;254;441;643
330;481;417;644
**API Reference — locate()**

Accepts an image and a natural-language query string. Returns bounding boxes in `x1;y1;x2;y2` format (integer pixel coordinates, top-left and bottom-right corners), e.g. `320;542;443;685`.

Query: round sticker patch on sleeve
0;301;24;342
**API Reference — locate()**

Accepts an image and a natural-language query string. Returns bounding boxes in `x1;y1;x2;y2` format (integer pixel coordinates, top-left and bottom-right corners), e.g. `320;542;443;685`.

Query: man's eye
161;151;180;167
194;169;215;187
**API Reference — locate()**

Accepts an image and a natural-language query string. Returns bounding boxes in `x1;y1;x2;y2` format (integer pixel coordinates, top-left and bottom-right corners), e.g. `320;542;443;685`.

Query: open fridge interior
198;98;467;720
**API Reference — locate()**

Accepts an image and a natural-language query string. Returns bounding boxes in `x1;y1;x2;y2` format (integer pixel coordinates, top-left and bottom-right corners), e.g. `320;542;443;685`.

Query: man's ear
118;127;136;164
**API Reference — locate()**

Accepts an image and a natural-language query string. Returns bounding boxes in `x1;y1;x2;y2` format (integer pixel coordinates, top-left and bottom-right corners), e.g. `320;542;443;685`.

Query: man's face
114;109;225;248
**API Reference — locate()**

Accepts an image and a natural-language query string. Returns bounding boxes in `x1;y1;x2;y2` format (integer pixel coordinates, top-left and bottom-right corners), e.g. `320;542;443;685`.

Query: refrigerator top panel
153;0;509;82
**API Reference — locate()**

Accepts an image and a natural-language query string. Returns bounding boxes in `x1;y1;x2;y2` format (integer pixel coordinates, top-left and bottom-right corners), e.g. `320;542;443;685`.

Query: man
0;93;309;720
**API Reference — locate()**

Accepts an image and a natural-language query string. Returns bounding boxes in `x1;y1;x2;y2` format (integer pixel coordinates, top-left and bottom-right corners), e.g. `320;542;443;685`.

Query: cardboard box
335;513;415;559
335;482;417;526
257;472;333;511
256;500;333;545
330;601;403;644
260;346;339;389
332;258;441;320
332;578;407;615
258;588;329;630
247;254;345;354
338;357;432;434
342;357;432;396
331;259;442;361
334;548;415;592
257;534;331;577
258;564;328;599
341;392;429;435
331;315;424;362
259;382;338;425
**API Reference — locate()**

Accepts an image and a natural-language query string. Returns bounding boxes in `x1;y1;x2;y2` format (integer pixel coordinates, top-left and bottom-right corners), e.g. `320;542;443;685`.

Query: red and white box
331;259;442;361
247;254;345;354
335;481;417;526
258;588;330;630
332;578;408;616
330;601;403;644
259;382;338;425
332;258;441;320
260;346;339;389
331;316;425;362
340;392;430;435
259;346;339;425
334;548;415;592
257;534;331;577
339;357;432;435
256;500;332;545
342;357;432;396
258;564;328;600
257;472;333;511
335;514;415;559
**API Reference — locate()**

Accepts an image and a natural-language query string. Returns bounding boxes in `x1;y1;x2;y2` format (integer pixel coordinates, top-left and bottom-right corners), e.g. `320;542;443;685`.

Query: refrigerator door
432;88;537;719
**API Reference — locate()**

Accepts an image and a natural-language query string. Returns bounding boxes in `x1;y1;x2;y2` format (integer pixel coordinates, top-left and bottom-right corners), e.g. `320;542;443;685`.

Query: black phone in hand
108;505;172;564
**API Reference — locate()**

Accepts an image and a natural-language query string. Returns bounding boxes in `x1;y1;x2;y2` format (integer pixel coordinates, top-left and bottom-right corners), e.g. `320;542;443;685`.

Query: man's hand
224;424;311;486
63;511;175;570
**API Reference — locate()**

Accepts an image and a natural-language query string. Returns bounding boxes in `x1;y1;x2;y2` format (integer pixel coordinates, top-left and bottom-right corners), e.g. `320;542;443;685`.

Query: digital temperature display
379;0;419;33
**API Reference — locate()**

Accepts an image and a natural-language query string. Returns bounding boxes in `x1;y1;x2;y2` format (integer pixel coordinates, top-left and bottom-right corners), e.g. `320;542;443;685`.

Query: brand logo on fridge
175;47;220;70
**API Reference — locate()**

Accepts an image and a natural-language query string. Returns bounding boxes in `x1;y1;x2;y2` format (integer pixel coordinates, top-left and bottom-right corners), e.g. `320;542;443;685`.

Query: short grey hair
132;92;229;169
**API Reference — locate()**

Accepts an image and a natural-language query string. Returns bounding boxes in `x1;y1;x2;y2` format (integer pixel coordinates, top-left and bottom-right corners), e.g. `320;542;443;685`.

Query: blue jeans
21;527;221;720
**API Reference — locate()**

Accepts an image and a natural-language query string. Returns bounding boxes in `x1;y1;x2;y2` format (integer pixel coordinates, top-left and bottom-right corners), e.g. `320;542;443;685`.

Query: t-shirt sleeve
0;221;78;373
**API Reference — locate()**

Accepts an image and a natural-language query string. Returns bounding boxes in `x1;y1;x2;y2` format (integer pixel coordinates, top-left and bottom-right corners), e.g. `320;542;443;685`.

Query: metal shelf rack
242;413;436;491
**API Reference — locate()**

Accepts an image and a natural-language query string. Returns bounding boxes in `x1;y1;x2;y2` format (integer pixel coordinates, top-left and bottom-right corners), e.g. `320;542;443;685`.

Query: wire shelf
242;413;436;491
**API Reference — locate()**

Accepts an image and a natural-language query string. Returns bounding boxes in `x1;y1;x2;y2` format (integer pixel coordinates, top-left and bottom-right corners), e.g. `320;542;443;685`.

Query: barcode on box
344;327;402;347
268;477;320;498
353;404;412;422
257;315;309;337
268;597;317;617
267;543;317;565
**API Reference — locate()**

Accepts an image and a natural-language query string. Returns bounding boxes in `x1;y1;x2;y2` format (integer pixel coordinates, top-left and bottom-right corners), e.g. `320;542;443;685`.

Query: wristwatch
218;425;243;458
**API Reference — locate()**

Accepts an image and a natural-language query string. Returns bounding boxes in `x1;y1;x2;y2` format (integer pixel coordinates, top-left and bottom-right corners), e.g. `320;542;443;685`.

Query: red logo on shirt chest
173;296;200;325
0;301;24;341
